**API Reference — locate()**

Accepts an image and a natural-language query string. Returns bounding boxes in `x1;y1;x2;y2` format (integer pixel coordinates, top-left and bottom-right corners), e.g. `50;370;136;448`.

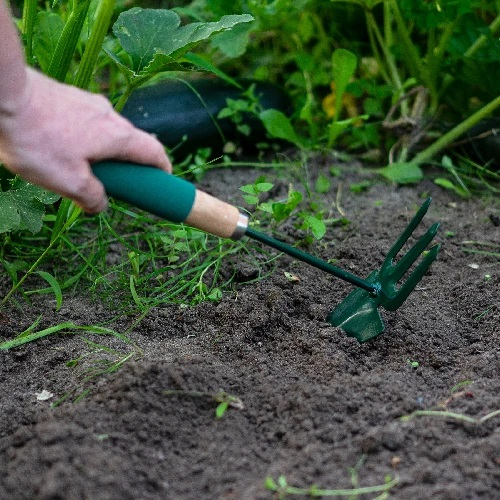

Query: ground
0;154;499;499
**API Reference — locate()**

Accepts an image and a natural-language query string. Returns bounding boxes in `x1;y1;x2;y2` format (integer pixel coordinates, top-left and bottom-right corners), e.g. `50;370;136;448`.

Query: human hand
0;68;172;213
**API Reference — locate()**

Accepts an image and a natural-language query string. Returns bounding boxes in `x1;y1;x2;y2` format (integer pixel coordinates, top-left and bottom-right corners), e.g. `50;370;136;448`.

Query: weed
1;2;255;313
163;389;244;419
264;474;398;499
53;342;140;407
406;359;419;369
400;381;500;425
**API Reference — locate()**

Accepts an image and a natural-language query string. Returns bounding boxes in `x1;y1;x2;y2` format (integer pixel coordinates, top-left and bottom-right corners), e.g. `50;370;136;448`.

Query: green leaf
210;21;255;58
259;109;305;148
243;194;259;205
36;271;63;311
258;202;274;214
434;178;470;198
183;53;242;88
328;115;368;147
215;401;229;418
331;48;357;121
0;322;130;350
315;174;331;194
378;162;424;184
240;184;257;194
301;214;326;240
255;182;274;193
0;181;60;234
264;476;278;490
271;190;302;222
207;287;222;301
112;8;254;73
32;12;65;73
331;0;383;9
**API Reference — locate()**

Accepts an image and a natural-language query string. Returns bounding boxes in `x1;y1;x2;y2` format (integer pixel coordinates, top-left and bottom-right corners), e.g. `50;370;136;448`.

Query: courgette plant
0;0;254;307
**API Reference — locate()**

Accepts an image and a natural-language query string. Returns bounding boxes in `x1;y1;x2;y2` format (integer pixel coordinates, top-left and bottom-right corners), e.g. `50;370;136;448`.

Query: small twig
335;183;346;217
400;409;500;424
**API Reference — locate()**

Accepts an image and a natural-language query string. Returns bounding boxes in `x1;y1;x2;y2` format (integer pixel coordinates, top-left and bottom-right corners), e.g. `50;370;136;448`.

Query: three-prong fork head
327;198;441;342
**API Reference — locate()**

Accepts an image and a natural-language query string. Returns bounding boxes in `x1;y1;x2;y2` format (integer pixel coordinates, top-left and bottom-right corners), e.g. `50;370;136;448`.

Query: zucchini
120;78;291;157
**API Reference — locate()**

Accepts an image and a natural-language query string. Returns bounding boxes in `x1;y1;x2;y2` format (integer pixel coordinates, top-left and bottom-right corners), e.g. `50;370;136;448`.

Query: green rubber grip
92;161;196;223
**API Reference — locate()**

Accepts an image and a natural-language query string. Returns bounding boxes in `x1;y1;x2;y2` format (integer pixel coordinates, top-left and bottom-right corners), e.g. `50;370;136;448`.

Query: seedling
406;359;419;368
163;389;244;419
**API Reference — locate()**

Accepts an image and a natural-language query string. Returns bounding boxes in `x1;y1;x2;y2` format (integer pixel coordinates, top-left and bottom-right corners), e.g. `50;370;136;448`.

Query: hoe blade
327;198;440;342
327;271;385;343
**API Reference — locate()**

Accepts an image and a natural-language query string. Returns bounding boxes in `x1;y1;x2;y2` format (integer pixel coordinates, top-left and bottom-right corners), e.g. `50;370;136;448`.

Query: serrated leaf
243;194;259;205
240;184;257;194
113;8;254;73
302;214;326;240
255;182;274;192
378;162;424;184
272;190;302;222
259;202;274;213
0;181;60;234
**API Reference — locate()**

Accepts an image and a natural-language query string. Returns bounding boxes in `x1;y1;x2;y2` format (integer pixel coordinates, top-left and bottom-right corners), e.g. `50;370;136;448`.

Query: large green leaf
0;180;60;234
112;8;254;74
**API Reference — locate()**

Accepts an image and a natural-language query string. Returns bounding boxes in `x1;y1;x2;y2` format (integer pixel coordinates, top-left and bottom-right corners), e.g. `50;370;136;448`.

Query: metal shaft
245;227;379;295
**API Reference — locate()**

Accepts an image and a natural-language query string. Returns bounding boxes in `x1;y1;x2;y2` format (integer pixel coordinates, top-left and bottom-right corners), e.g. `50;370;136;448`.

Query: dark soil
0;155;499;499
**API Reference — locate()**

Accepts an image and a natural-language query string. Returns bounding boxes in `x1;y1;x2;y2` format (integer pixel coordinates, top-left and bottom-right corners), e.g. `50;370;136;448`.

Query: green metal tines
246;198;440;342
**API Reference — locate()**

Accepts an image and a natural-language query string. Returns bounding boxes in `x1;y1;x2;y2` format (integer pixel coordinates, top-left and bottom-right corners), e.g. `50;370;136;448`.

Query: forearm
0;1;28;115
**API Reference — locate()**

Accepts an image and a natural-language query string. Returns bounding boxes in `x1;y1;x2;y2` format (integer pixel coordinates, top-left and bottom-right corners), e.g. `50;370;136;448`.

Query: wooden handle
186;190;247;239
92;161;248;239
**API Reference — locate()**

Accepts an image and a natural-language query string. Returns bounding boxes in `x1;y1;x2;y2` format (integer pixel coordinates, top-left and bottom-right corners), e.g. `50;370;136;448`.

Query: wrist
0;65;28;119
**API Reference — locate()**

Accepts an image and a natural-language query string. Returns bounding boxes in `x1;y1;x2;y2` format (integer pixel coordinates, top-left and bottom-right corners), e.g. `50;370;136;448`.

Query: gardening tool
92;162;441;342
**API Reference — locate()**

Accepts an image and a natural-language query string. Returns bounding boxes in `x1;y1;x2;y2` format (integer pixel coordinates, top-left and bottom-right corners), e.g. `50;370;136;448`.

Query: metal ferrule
231;212;249;240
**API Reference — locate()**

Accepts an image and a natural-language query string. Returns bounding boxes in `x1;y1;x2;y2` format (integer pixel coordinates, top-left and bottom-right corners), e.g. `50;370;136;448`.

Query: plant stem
1;206;82;308
365;11;407;114
47;0;91;82
21;0;38;63
412;95;500;165
268;476;398;497
427;19;458;112
113;73;153;112
74;0;116;90
400;409;500;424
465;14;500;58
388;0;438;110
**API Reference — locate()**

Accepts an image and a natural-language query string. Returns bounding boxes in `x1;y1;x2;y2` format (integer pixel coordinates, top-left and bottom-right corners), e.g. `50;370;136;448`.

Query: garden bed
0;155;498;499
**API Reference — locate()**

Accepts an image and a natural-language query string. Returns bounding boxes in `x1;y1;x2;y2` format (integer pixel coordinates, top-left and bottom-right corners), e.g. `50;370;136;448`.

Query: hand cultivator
93;162;440;342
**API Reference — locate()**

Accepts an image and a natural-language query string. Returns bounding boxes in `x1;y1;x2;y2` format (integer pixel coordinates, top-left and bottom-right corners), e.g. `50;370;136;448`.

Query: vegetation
0;0;498;344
